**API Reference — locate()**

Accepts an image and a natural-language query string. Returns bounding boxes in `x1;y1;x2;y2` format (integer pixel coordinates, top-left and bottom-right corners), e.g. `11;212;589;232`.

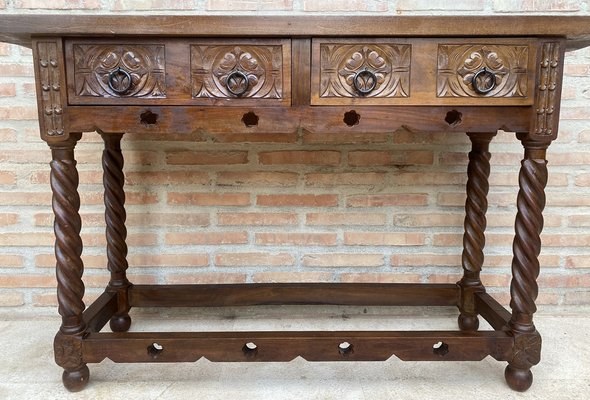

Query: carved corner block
33;39;69;143
532;41;564;138
508;331;542;370
54;331;84;370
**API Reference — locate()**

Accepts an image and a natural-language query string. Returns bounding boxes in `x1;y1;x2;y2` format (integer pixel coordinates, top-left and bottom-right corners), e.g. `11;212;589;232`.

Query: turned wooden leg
50;133;90;392
504;136;548;392
101;132;132;332
458;132;496;331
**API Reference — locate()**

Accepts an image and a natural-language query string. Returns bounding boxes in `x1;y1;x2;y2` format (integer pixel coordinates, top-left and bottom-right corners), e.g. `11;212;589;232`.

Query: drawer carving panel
190;40;290;105
71;44;166;100
437;44;529;98
312;40;411;104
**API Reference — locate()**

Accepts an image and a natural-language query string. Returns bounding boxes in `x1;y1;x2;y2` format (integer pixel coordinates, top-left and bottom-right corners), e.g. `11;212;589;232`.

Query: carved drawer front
190;39;291;106
437;44;530;98
66;42;166;104
311;39;412;105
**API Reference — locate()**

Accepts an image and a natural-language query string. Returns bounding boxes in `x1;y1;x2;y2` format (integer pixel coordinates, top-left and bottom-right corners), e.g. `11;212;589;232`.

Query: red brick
165;273;247;284
218;212;298;226
0;293;24;306
391;254;461;267
565;255;590;269
0;255;24;268
0;83;16;97
398;0;483;10
393;131;470;145
0;192;52;206
563;291;590;305
0;274;55;288
168;192;250;206
0;129;17;142
0;63;34;77
32;292;105;307
306;212;386;226
166;151;248;165
215;252;295;267
304;0;387;11
0;233;53;247
302;253;384;267
427;274;510;287
113;0;194;10
207;0;293;11
165;231;249;245
305;172;385;187
36;254;107;269
393;213;463;227
493;0;580;12
81;233;157;247
538;274;590;288
255;232;337;246
0;213;19;226
546;192;590;207
340;273;422;283
348;151;433;166
217;172;298;187
542;234;590;247
126;171;210;186
259;151;340;166
128;254;209;267
252;272;333;283
345;232;425;246
208;132;297;143
303;131;388;144
0;106;38;120
393;172;466;186
0;150;51;164
77;150;157;165
346;194;428;207
257;194;338;207
438;192;516;207
16;0;101;9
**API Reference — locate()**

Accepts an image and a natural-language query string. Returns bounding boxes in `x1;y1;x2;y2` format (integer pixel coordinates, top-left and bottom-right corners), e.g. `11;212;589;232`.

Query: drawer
311;38;412;105
65;39;291;106
190;39;291;106
311;38;537;106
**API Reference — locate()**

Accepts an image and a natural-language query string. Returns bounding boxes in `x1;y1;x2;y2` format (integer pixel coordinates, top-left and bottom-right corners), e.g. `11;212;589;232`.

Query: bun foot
110;313;131;332
504;365;533;392
458;313;479;331
62;365;89;392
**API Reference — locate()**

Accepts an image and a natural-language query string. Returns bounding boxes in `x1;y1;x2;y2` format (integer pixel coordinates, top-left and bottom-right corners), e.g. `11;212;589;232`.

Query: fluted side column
504;136;548;392
49;133;90;392
458;132;496;331
101;132;132;332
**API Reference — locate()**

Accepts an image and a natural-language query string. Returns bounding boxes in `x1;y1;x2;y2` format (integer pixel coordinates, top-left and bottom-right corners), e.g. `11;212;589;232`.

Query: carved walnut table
1;15;589;393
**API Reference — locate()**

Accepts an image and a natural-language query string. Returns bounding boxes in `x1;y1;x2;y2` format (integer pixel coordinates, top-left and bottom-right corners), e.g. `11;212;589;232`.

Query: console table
1;15;589;393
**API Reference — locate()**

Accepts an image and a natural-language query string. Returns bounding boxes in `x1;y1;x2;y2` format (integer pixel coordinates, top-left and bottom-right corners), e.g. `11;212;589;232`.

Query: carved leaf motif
320;43;411;99
191;44;283;100
510;333;542;370
54;332;84;370
437;44;528;98
73;44;166;99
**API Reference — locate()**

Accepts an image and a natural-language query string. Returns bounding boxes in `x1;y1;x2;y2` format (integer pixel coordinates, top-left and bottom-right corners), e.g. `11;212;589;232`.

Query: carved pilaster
505;137;548;392
532;42;563;137
101;132;132;332
458;132;496;331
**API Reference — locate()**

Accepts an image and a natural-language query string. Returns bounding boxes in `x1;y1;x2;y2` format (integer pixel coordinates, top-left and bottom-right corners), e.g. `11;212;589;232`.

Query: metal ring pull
226;70;250;97
108;67;133;94
353;69;378;95
471;67;496;94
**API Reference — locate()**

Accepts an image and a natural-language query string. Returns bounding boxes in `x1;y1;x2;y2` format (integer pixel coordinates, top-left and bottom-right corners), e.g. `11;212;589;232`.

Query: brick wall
0;1;589;314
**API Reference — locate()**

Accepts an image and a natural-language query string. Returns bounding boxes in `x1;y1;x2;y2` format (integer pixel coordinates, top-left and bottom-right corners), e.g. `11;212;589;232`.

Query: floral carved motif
72;44;166;98
54;332;84;370
36;41;65;138
191;45;284;99
437;44;529;98
534;42;561;135
319;43;411;98
510;332;542;370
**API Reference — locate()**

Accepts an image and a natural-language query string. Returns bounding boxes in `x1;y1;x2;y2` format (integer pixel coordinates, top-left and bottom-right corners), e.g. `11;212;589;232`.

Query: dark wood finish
2;15;590;50
128;283;460;308
101;132;132;332
82;330;513;364
1;13;588;393
457;132;496;331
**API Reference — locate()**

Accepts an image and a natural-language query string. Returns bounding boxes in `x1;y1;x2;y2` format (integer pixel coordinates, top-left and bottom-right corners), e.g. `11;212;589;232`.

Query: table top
0;15;590;50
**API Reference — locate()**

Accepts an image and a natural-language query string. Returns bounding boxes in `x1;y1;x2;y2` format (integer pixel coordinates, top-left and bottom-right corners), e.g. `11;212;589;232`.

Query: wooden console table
1;15;589;393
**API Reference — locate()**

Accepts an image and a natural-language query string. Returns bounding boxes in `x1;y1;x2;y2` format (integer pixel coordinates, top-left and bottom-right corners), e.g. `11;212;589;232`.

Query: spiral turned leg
504;138;548;392
49;134;90;392
101;133;132;333
458;132;496;331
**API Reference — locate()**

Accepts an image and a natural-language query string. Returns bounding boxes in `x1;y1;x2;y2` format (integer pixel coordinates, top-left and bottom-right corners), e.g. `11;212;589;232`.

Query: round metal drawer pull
471;67;496;94
108;67;133;94
226;70;250;97
353;69;378;95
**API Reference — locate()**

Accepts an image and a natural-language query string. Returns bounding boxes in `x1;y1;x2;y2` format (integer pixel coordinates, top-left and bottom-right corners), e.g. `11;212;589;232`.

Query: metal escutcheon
108;67;133;94
353;69;378;95
471;67;496;94
226;70;250;97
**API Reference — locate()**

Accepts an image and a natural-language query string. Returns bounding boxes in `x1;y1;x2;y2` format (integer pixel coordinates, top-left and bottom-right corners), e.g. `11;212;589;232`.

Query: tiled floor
1;306;588;399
